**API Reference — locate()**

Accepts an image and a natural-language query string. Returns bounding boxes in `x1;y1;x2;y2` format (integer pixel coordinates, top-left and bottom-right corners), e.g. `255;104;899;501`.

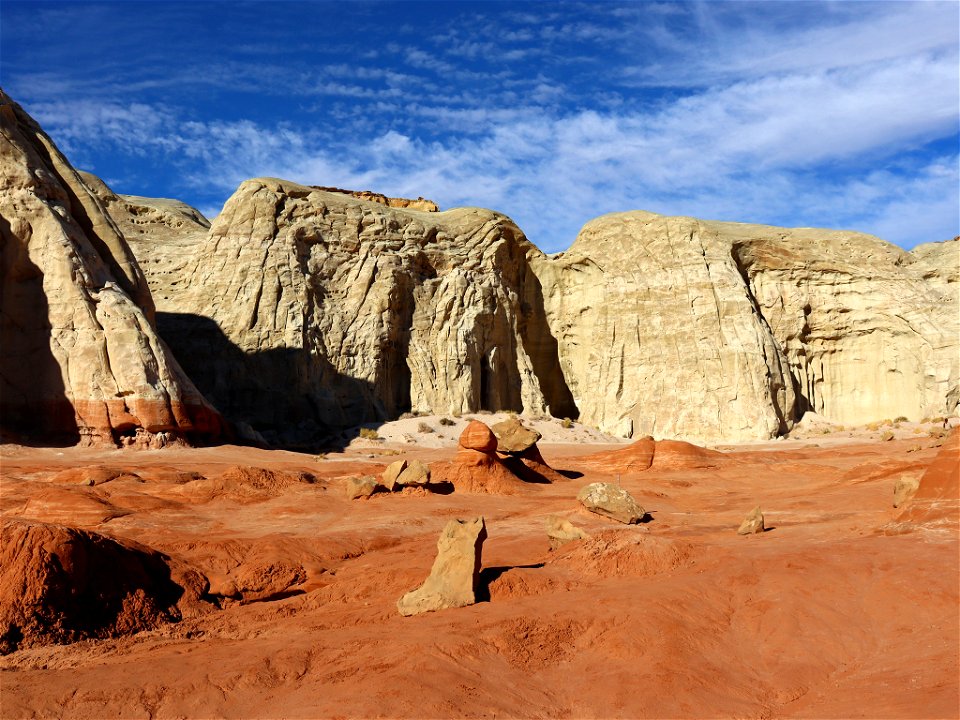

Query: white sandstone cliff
0;92;222;445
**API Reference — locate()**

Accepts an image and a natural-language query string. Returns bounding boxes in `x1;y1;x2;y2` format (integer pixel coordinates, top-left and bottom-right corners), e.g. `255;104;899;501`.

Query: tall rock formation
732;229;958;425
134;178;575;447
17;80;948;447
531;211;797;442
533;211;958;440
0;91;221;445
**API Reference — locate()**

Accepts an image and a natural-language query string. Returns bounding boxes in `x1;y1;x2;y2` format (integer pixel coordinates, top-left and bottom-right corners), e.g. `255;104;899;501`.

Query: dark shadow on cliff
0;214;80;446
729;241;804;434
520;263;579;420
157;312;385;452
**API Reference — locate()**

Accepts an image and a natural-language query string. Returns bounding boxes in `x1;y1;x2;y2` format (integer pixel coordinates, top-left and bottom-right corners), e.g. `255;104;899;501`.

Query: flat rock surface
0;430;956;718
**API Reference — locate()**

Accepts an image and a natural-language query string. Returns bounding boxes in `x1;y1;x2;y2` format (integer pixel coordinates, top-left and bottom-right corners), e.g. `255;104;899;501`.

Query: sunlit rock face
65;119;954;447
134;177;575;446
534;211;957;440
0;91;222;446
732;229;958;426
531;211;797;443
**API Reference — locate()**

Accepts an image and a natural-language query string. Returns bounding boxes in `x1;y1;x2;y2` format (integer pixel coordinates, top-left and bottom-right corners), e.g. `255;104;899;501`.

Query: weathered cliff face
530;212;797;442
533;212;958;440
77;170;211;310
732;229;958;425
12;84;950;447
147;178;574;447
0;92;222;445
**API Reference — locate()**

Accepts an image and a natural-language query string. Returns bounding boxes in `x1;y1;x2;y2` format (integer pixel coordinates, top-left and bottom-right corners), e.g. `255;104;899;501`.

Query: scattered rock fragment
577;483;646;524
492;417;541;453
345;475;380;500
893;475;922;508
382;459;407;491
545;515;590;550
737;506;765;535
395;459;431;488
493;417;565;483
397;517;487;616
459;420;499;452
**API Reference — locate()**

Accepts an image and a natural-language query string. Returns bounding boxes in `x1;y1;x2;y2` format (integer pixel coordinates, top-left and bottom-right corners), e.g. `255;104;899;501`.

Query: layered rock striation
0;92;222;445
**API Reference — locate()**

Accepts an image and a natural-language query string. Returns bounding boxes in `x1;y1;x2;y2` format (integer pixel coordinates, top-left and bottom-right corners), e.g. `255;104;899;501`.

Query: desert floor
1;419;957;719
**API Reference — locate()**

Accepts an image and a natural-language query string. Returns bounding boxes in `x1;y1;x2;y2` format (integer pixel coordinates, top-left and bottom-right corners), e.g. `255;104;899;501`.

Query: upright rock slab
0;91;222;445
397;517;487;616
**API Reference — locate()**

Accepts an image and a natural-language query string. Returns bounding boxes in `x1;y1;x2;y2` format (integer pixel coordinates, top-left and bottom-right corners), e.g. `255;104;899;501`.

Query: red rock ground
0;432;957;719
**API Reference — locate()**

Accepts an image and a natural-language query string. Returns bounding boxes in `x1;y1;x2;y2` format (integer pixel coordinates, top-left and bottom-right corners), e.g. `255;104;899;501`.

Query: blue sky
2;1;958;251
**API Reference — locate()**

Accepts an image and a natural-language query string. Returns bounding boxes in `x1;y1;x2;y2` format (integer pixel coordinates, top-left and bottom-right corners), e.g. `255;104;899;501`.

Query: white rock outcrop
533;211;958;440
0;91;222;445
531;212;797;442
143;178;575;447
397;517;487;616
732;226;958;425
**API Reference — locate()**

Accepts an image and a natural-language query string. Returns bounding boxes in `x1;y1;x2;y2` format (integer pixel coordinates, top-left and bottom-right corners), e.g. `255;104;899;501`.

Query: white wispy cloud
9;0;957;250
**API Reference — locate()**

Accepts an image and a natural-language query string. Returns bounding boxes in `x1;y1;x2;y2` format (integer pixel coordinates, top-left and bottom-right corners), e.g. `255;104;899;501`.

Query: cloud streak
4;0;957;250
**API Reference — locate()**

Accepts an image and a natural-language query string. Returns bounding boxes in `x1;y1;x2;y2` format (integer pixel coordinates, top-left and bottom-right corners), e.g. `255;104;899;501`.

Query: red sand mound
651;439;728;469
548;529;696;578
48;466;142;486
572;436;726;473
180;465;317;503
430;449;531;494
574;435;655;471
0;519;204;653
898;430;959;524
19;485;131;526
